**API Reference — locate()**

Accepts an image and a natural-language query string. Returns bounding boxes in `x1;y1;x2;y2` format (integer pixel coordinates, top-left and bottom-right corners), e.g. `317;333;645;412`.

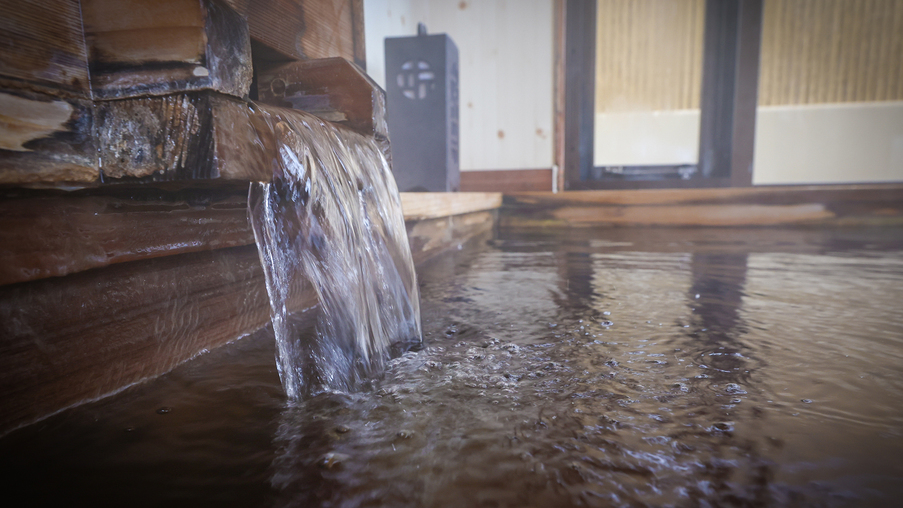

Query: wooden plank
400;192;502;220
0;245;281;436
224;0;358;63
0;89;97;184
94;91;278;182
0;185;255;286
256;57;386;139
0;0;91;98
81;0;252;99
0;187;499;287
1;89;278;185
296;0;356;61
460;169;553;192
505;185;903;206
553;0;567;193
502;185;903;228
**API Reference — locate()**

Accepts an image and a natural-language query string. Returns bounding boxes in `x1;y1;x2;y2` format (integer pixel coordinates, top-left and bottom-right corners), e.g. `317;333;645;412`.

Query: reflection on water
1;227;902;507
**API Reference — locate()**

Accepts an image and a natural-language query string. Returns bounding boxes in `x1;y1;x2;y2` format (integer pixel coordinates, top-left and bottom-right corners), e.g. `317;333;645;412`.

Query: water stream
248;112;421;399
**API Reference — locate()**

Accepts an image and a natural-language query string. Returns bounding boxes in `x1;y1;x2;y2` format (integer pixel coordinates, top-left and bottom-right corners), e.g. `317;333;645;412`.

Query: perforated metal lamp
385;23;459;192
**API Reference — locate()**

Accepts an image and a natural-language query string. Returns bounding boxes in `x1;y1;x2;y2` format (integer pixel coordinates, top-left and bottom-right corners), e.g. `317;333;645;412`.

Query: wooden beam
400;192;502;221
224;0;360;63
0;187;500;287
697;0;763;186
0;245;280;436
0;184;255;286
562;0;596;190
81;0;252;99
502;185;903;228
95;91;274;182
256;57;387;140
0;89;97;184
350;0;366;70
0;0;91;98
460;169;553;192
553;0;567;193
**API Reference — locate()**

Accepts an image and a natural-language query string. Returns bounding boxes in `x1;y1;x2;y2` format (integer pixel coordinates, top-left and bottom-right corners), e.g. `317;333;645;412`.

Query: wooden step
82;0;252;99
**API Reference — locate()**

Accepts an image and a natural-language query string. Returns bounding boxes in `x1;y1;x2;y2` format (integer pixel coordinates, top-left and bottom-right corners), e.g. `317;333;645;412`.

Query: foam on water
249;112;421;399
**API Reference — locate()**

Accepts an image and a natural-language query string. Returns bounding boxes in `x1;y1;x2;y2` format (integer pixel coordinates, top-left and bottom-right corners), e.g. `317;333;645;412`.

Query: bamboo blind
595;0;903;112
595;0;705;112
759;0;903;106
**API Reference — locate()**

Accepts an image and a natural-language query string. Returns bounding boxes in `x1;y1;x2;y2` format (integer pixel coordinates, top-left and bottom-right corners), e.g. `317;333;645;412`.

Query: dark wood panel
562;0;596;190
502;185;903;228
0;245;276;435
460;169;553;192
0;185;255;286
0;0;91;98
697;0;763;186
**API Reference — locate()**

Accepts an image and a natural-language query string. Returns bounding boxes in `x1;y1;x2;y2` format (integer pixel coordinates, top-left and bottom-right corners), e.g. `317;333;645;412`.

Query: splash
249;109;421;399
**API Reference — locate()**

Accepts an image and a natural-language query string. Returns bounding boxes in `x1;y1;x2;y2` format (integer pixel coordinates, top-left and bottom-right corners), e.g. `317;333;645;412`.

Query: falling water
248;110;421;399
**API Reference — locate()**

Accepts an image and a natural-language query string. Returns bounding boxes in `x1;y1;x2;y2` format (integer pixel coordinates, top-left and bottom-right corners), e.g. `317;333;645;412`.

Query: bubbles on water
319;451;349;469
725;383;747;395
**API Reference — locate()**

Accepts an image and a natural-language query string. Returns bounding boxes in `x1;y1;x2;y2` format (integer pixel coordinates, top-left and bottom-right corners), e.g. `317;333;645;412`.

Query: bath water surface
1;227;902;507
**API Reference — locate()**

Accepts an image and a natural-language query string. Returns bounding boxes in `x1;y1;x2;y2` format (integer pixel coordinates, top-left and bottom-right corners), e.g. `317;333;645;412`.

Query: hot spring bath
1;225;901;507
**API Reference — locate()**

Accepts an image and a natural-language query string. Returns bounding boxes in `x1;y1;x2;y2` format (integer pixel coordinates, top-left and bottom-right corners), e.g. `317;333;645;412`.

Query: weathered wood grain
0;245;278;436
0;89;97;183
223;0;362;63
81;0;252;99
94;91;277;182
257;57;386;139
0;0;91;98
0;184;255;286
501;185;903;228
0;187;499;287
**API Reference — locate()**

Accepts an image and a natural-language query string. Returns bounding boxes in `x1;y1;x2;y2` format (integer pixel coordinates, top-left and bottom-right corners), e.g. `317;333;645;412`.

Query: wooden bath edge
0;192;502;436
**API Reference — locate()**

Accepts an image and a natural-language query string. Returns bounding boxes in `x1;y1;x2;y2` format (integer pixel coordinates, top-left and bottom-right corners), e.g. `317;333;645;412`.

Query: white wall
364;0;554;171
594;103;903;184
753;102;903;185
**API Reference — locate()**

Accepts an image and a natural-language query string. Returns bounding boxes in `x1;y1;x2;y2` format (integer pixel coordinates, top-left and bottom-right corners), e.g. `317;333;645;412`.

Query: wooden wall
595;0;903;112
364;0;555;172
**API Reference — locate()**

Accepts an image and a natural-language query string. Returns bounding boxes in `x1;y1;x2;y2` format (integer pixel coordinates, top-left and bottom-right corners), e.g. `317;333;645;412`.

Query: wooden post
562;0;596;190
697;0;763;186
